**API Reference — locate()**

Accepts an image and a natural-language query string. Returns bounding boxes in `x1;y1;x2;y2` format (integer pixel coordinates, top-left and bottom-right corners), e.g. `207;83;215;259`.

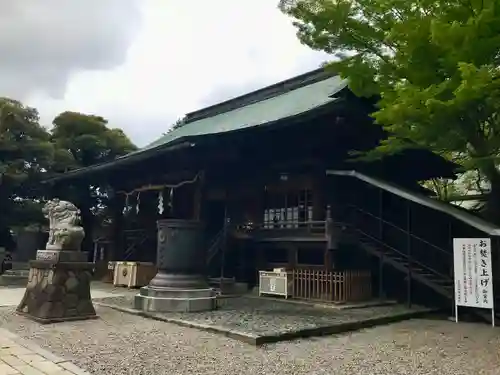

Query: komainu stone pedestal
16;253;97;324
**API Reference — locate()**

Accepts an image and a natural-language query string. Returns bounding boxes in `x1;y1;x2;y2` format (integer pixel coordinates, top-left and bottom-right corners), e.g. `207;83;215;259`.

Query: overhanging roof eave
43;97;345;185
327;169;500;236
42;139;196;184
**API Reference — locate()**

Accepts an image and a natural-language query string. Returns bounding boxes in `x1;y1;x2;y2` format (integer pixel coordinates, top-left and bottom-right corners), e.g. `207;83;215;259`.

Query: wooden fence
292;269;372;303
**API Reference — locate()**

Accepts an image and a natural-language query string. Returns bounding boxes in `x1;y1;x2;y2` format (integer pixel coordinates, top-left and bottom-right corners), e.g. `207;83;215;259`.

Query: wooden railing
292;269;372;303
233;220;329;241
327;170;500;311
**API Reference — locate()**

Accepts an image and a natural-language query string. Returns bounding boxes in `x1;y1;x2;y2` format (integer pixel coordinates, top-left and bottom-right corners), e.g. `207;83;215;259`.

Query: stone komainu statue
43;199;85;251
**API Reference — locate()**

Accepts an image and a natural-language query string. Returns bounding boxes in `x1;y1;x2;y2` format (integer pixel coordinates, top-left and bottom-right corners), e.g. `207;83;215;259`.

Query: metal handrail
124;230;149;260
351;224;451;281
351;204;450;255
206;226;226;263
327;170;500;236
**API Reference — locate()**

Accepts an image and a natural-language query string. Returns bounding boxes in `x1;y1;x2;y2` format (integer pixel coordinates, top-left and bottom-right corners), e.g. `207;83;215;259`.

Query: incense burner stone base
134;286;216;312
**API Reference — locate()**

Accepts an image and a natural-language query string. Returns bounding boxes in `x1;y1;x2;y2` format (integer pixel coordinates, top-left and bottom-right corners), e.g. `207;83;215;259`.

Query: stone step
0;274;29;286
0;265;30;286
3;269;30;277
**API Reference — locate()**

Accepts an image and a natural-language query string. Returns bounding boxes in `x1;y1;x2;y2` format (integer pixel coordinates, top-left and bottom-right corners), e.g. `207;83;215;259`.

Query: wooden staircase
353;229;454;299
328;169;500;322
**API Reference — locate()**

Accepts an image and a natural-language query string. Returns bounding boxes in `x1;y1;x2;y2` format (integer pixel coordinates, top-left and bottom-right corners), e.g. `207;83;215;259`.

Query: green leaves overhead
280;0;500;220
0;100;137;243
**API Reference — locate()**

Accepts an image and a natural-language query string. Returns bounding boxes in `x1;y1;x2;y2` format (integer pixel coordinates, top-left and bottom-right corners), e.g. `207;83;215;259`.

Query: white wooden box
259;270;293;298
113;261;156;288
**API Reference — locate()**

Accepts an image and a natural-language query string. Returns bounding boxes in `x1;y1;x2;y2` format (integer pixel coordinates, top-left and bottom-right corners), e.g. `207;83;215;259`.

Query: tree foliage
280;0;500;221
0;99;55;189
50;112;137;251
0;99;61;244
51;111;136;168
0;101;137;247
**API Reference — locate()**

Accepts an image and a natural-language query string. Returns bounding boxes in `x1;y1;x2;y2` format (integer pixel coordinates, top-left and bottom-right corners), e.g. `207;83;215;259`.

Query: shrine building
44;68;500;310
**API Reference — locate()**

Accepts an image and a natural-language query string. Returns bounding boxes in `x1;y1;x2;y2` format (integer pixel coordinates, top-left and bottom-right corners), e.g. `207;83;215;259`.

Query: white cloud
0;0;140;98
21;0;329;147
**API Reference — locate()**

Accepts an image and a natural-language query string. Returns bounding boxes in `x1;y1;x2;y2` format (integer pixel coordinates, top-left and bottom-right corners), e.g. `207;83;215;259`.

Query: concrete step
4;268;30;276
0;269;29;286
208;277;249;296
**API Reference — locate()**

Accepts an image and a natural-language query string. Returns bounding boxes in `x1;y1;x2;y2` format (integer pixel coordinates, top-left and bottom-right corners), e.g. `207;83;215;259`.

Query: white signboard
453;238;493;310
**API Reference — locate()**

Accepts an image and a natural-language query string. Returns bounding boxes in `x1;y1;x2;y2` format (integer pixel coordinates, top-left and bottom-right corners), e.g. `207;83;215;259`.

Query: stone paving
1;305;499;375
93;294;431;344
0;328;90;375
1;283;499;374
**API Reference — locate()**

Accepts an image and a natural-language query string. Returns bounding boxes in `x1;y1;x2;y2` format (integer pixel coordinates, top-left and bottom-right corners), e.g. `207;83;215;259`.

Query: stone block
35;250;88;263
134;286;216;312
16;259;98;324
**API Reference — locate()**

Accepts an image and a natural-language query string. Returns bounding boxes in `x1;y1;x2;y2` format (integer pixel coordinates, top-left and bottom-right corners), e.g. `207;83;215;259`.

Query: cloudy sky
7;1;329;147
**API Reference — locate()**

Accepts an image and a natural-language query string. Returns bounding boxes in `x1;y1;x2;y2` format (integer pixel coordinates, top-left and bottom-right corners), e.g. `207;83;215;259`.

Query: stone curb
243;295;398;310
0;328;92;375
254;309;435;345
93;301;434;346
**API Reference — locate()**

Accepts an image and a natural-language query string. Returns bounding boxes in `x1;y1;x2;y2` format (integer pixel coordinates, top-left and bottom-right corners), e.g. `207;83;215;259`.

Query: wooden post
219;204;228;286
109;192;125;261
449;221;454;318
378;189;385;299
407;202;412;308
193;171;205;221
312;172;325;221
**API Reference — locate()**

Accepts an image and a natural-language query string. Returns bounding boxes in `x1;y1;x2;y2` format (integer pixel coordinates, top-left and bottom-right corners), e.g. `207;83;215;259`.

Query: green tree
50;111;137;251
51;111;136;167
0;98;68;247
0;105;137;250
280;0;500;221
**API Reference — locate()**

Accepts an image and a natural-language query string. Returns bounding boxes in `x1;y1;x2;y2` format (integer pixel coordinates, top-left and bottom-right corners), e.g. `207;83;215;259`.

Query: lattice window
263;189;313;229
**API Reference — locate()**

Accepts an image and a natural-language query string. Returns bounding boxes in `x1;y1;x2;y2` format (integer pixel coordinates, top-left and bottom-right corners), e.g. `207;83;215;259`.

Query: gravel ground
0;305;499;375
95;295;426;335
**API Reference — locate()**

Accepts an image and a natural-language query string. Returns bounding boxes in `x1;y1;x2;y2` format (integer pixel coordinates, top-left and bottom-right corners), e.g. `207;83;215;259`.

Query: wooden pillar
325;248;333;271
193;172;205;221
406;202;412;308
378;189;385;299
109;193;125;261
312;173;325;221
320;173;333;271
288;245;297;270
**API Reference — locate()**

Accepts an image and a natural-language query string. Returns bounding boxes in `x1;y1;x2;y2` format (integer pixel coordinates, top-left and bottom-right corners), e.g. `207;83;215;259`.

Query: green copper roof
44;69;348;182
142;74;346;152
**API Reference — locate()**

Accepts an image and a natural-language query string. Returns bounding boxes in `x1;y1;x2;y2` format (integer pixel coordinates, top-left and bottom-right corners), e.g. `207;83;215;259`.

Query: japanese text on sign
453;238;493;309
